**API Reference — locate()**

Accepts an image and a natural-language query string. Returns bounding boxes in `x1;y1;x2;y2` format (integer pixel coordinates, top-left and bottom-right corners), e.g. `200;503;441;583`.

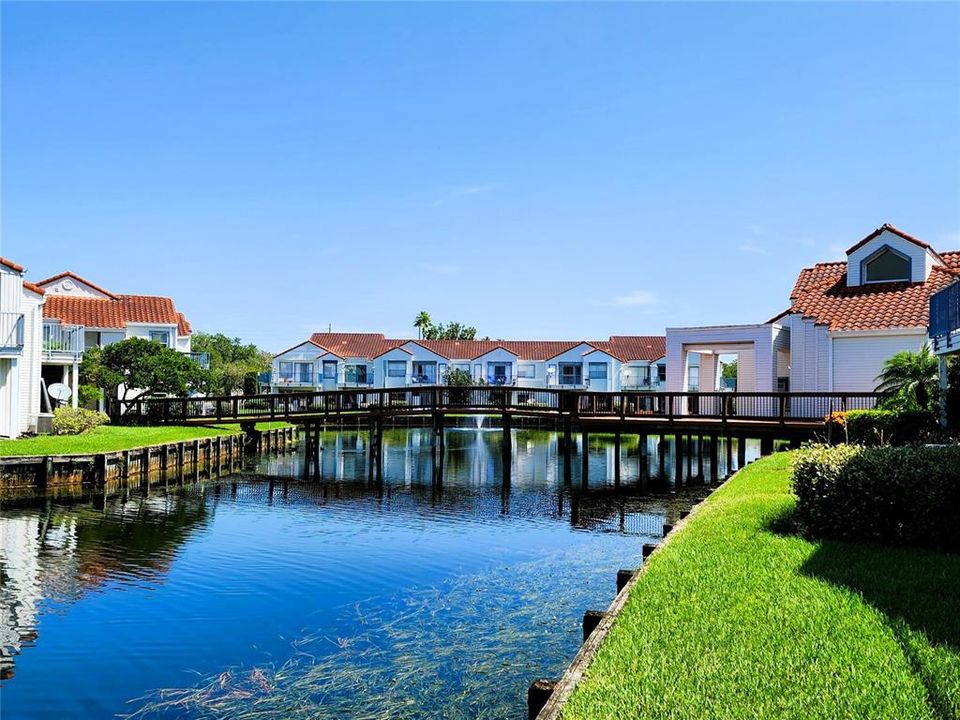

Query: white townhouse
666;224;958;398
0;258;45;438
271;333;666;393
33;272;198;425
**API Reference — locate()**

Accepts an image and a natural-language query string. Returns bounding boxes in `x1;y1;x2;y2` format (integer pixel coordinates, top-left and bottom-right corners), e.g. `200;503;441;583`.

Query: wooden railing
112;387;885;426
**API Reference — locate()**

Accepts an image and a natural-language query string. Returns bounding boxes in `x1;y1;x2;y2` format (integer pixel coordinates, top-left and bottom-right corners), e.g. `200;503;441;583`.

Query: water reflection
0;427;739;719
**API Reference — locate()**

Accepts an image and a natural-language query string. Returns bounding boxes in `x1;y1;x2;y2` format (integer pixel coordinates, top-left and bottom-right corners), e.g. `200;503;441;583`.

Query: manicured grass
562;452;960;720
0;425;240;457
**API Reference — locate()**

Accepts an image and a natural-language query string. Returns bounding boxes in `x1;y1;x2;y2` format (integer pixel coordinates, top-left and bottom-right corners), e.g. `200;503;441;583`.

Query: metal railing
113;386;886;426
931;282;960;352
41;321;85;359
187;351;211;369
0;313;25;351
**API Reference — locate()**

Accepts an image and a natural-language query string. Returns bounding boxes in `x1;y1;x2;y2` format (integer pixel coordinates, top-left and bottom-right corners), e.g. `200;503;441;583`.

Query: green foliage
81;338;209;407
721;358;738;381
875;346;940;412
51;407;110;435
826;409;937;445
947;356;960;429
564;453;960;720
190;332;271;395
444;368;474;386
413;311;432;340
420;319;478;341
77;384;103;408
792;444;960;550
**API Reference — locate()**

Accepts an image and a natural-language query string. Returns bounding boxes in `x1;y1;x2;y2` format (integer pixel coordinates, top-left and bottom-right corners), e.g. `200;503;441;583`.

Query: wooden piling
737;436;747;470
709;435;718;481
658;434;666;480
696;434;704;480
580;431;589;486
642;543;658;559
528;679;556;720
616;569;635;593
582;610;606;643
613;432;621;486
674;434;684;485
761;435;775;455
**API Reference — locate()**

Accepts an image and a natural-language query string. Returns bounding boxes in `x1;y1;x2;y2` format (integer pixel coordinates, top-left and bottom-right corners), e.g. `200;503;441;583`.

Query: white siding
832;332;928;392
19;291;44;433
846;229;935;286
786;314;831;392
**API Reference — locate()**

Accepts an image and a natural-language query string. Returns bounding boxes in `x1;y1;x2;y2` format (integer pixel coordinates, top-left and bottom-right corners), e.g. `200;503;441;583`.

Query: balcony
930;282;960;353
187;351;211;369
0;313;24;353
42;321;85;360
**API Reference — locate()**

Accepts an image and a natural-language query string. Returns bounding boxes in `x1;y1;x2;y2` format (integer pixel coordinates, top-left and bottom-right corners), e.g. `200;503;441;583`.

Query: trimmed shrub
825;409;936;446
792;444;960;551
52;407;110;436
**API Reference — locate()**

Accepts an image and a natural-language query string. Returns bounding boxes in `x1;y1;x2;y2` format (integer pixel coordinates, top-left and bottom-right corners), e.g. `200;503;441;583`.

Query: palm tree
413;311;432;340
874;346;940;411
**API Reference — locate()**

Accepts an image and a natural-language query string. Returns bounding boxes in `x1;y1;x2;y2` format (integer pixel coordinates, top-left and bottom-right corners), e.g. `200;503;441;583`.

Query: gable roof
845;223;936;257
590;336;666;362
781;246;960;332
309;332;406;359
43;294;186;330
36;271;119;299
0;257;25;273
23;281;45;296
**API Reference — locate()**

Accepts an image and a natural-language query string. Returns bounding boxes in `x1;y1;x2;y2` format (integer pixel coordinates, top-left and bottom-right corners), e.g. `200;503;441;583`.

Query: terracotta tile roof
43;294;185;330
177;312;192;336
304;333;665;362
36;271;119;299
845;223;934;255
784;246;960;332
23;281;45;296
309;333;406;359
590;336;666;362
0;257;25;273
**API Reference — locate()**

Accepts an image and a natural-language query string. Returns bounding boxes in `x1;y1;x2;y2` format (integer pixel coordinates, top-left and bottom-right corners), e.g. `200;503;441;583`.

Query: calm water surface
1;428;745;719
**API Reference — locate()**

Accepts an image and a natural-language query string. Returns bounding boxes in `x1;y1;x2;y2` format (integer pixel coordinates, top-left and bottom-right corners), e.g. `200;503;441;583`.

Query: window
657;365;667;383
518;363;536;379
863;246;911;283
297;362;313;383
388;360;406;378
149;330;170;345
345;364;368;384
453;362;470;373
278;361;294;382
688;366;700;392
323;360;338;379
559;363;583;385
588;362;607;380
488;362;511;384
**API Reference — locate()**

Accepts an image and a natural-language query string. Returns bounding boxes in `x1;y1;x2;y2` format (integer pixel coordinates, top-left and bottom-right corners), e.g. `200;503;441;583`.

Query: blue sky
3;2;958;351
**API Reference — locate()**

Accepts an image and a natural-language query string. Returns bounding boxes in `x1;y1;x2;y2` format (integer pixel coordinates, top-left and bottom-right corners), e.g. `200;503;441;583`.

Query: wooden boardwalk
113;386;880;440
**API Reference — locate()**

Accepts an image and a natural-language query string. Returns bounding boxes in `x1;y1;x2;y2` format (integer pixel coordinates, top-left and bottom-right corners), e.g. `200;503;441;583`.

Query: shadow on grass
766;509;960;718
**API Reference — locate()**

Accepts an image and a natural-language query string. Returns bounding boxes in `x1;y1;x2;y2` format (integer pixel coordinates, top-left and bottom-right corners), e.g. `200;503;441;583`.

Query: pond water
0;428;746;719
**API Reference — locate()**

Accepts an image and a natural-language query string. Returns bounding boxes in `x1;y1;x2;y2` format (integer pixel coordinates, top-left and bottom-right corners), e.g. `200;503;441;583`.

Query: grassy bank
0;425;242;457
562;452;960;720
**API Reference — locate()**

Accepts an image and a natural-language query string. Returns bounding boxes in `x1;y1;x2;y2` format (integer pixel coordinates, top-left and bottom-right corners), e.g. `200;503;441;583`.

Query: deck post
696;434;704;480
658;434;666;481
725;434;733;477
737;436;747;470
761;435;775;456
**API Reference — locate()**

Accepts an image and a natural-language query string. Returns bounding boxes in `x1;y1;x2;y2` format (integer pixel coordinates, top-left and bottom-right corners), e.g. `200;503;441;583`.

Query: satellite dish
48;383;72;404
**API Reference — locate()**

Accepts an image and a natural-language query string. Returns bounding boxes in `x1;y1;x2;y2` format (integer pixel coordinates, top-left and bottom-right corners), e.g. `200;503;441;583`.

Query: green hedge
52;407;110;435
826;409;936;446
792;444;960;551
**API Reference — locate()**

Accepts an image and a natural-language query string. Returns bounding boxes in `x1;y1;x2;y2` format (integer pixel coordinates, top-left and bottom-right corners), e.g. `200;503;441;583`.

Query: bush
52;407;110;436
792;444;960;551
825;409;936;445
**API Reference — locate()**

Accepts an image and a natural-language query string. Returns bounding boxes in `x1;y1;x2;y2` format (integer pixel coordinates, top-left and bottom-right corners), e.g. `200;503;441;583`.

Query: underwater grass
561;452;960;720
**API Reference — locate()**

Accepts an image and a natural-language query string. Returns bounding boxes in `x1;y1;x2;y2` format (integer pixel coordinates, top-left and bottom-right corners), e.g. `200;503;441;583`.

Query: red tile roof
302;333;665;362
782;247;960;332
0;257;25;273
43;294;186;330
23;281;45;296
177;312;192;336
36;271;119;299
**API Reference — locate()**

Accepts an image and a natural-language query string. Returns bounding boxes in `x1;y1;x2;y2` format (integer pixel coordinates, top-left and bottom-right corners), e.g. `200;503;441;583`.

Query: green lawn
562;452;960;720
0;425;241;457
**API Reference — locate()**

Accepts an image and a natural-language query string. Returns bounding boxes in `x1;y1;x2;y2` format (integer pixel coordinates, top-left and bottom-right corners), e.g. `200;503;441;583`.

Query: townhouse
0;258;46;438
272;334;666;393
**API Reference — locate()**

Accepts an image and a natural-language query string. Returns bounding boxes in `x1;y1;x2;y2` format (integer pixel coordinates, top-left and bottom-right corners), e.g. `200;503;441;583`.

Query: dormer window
862;245;911;283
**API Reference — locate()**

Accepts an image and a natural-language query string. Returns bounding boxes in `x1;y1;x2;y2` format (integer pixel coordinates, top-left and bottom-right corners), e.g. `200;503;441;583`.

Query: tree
423;321;477;341
190;332;272;395
874;346;940;411
721;359;738;382
414;311;432;340
81;338;209;411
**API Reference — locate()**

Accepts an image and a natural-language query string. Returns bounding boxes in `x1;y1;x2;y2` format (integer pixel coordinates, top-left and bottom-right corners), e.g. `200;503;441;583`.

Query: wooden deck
112;386;881;440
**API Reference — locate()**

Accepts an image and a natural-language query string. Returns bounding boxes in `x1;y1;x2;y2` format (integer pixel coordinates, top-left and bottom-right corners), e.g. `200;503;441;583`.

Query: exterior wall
19;292;44;433
272;342;322;389
472;348;519;385
831;331;927;392
784;314;831;392
545;343;594;388
665;325;780;393
0;266;30;437
378;348;412;388
846;230;934;286
582;350;619;392
125;323;178;348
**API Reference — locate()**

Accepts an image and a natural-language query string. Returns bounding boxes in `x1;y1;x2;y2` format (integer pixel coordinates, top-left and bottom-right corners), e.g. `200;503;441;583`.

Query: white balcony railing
42;321;84;359
1;313;25;352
